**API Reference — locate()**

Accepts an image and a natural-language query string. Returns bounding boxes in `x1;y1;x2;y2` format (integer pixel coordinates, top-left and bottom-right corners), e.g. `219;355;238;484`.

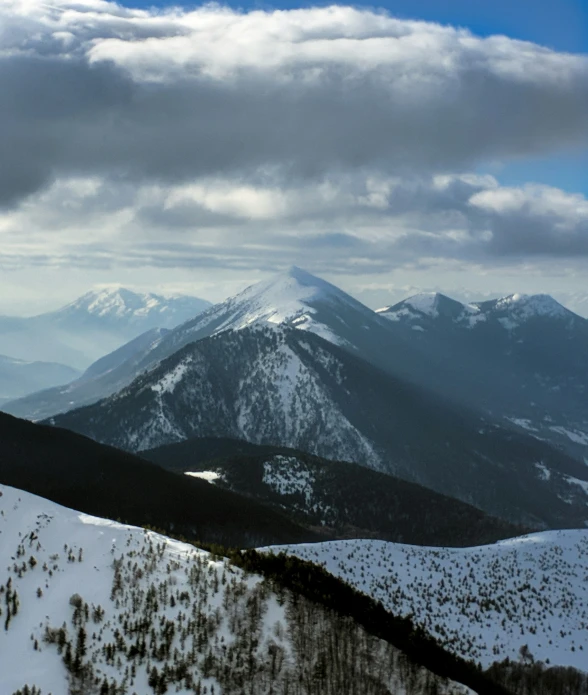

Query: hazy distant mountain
0;287;211;369
0;354;79;403
2;328;170;420
377;291;588;458
47;324;588;529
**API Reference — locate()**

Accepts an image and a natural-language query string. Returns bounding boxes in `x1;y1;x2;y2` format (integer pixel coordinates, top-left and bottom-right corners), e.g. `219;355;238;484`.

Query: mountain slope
143;436;524;547
0;354;79;402
47;325;588;529
378;292;588;459
265;531;588;671
0;411;318;548
0;288;210;369
0;484;480;695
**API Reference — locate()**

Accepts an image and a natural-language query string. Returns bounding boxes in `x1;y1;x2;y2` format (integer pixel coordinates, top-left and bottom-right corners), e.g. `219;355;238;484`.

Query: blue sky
123;0;588;53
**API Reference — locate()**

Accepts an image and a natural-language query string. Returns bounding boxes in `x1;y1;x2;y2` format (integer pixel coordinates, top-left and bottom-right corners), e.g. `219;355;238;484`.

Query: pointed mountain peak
170;266;382;355
284;265;317;282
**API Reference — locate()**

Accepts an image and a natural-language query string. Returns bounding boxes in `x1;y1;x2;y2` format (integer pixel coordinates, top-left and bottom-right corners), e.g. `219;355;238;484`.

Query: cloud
1;0;587;208
2;171;587;279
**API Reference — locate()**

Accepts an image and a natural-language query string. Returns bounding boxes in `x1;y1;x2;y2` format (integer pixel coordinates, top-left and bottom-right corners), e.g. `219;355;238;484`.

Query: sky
0;0;587;315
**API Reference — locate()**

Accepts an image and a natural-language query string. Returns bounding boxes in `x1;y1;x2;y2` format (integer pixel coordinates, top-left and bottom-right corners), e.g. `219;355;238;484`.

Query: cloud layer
0;0;587;286
2;0;588;205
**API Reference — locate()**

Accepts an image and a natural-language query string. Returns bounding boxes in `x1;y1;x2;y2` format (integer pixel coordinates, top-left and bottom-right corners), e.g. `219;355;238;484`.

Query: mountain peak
233;267;360;321
378;292;471;321
475;293;571;322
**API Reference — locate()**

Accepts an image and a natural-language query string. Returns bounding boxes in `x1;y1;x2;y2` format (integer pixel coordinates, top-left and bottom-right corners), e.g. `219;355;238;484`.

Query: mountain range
6;268;588;465
377;291;588;459
4;266;588;530
1;267;410;419
0;354;80;404
46;322;588;529
0;287;210;370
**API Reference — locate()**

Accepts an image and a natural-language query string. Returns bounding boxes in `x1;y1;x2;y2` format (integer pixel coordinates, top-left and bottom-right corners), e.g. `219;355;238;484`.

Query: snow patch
185;471;221;483
549;425;588;446
151;358;191;394
534;462;551;481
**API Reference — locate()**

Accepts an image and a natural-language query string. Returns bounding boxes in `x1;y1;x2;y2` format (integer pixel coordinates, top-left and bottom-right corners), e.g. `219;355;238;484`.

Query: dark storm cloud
1;1;588;208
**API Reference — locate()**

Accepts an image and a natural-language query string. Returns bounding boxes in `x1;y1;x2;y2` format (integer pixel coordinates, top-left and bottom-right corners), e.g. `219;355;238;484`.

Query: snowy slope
266;531;588;671
142;266;399;373
0;484;475;695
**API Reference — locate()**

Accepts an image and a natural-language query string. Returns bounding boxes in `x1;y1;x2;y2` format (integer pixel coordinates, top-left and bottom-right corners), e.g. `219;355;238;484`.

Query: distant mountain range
7;269;587;463
5;267;588;530
0;353;80;403
2;267;406;419
0;287;210;369
377;291;588;459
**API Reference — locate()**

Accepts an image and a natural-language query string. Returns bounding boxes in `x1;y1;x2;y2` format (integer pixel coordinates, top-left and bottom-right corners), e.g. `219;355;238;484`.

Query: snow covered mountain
4;267;406;420
137;265;404;372
266;530;588;672
9;269;588;466
0;484;481;695
0;354;79;404
378;291;576;327
0;288;210;370
3;267;408;420
378;292;588;459
47;325;588;529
